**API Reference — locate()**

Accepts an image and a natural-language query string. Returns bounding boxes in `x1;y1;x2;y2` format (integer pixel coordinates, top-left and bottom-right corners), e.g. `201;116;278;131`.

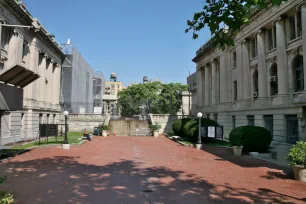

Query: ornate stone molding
0;55;8;64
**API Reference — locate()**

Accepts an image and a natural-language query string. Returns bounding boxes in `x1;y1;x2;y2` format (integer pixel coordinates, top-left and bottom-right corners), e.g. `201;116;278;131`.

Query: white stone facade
193;0;306;146
0;0;65;145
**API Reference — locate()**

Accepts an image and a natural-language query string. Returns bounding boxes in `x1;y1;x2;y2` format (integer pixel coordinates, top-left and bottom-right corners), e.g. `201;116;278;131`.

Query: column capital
241;39;249;45
256;29;265;36
273;17;282;25
298;1;306;9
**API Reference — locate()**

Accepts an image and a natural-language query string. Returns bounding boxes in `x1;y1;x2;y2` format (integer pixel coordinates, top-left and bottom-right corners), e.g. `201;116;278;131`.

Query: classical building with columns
0;0;65;145
193;0;306;157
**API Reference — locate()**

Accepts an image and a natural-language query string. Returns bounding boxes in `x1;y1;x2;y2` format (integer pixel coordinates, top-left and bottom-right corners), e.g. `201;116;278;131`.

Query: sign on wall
208;126;215;138
94;107;102;114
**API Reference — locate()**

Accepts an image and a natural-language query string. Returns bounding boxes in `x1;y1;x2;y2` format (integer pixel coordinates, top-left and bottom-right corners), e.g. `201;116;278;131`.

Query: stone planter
293;166;306;182
153;131;159;138
102;130;107;137
195;144;202;150
232;146;243;156
62;143;70;150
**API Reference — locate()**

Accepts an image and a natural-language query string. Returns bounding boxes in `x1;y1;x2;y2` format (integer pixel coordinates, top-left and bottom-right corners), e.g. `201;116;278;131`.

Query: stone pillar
205;66;210;106
275;18;289;95
219;52;230;103
301;3;306;91
211;60;217;105
196;69;203;107
53;63;61;109
257;30;268;99
46;59;53;107
6;30;22;69
242;40;251;101
39;54;47;106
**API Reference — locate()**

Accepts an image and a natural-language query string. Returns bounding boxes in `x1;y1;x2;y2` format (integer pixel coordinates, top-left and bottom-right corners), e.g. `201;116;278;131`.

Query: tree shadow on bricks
0;156;304;204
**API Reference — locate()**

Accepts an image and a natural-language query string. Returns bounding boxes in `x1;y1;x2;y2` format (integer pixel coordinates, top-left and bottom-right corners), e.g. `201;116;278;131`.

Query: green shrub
0;176;14;204
287;141;306;167
229;126;272;152
172;118;192;136
149;124;161;131
98;125;109;131
183;118;218;143
172;119;181;135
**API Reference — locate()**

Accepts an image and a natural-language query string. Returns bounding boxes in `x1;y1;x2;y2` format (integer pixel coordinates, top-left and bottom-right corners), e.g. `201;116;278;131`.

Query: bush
172;118;192;136
183;118;218;143
0;176;14;204
287;141;306;167
149;124;161;131
229;126;272;152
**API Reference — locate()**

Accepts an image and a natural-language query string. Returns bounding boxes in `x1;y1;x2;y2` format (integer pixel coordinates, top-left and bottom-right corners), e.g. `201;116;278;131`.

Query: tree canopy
117;82;188;117
186;0;287;48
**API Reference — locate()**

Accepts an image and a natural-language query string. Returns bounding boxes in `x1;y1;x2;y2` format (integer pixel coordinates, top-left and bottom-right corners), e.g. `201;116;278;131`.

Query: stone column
301;3;306;91
205;66;210;106
275;18;289;95
242;40;251;101
39;54;47;106
6;30;22;69
219;52;230;103
257;30;268;99
53;63;61;109
196;69;203;107
211;59;217;105
46;59;54;107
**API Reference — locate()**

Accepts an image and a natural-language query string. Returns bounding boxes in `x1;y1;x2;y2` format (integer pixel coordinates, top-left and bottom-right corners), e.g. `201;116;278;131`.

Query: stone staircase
108;119;150;136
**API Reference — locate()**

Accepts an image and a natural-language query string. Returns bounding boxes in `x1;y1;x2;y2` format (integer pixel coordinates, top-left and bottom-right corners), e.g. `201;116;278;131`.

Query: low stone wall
60;114;106;132
149;114;193;134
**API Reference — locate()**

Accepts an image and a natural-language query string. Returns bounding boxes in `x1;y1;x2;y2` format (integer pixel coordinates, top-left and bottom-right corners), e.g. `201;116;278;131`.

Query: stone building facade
0;0;65;145
193;0;306;149
187;72;197;115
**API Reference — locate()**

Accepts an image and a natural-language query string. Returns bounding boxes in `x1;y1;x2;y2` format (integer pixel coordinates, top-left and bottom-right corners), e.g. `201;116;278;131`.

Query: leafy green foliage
172;118;192;137
287;141;306;167
186;0;287;48
117;82;187;117
183;118;218;142
149;124;161;131
98;125;109;131
229;126;272;152
0;176;14;204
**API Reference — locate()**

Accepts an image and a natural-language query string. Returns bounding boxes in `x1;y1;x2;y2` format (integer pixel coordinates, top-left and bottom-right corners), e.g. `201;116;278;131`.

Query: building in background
60;43;94;114
0;0;65;145
93;71;105;114
192;0;306;161
102;73;124;115
187;72;197;115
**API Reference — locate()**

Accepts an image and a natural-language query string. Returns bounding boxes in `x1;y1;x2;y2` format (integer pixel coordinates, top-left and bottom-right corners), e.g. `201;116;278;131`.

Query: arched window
253;69;259;98
270;63;278;95
293;55;304;92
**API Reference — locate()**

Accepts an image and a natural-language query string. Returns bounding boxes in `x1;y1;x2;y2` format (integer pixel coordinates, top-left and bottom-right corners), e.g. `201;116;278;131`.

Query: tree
117;82;188;117
186;0;287;48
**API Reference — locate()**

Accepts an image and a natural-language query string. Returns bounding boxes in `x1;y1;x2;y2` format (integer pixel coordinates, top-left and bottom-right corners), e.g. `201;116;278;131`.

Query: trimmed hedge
183;118;218;142
229;126;272;152
172;118;192;137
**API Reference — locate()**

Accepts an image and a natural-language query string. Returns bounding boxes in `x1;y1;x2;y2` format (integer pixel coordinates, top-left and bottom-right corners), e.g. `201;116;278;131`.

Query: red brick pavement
0;136;305;204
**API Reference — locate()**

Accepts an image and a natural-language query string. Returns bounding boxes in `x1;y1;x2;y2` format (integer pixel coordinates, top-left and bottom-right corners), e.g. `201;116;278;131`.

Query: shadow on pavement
0;156;304;204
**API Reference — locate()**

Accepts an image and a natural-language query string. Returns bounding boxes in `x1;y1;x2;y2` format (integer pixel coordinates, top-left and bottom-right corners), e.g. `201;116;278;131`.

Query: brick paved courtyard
0;136;305;204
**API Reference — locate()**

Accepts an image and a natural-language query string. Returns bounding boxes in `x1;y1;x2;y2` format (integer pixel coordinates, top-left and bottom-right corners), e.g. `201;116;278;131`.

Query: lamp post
196;112;203;150
63;111;70;149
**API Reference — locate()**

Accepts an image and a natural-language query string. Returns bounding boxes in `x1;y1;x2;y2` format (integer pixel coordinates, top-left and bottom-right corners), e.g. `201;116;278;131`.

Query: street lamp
196;112;203;150
63;111;70;149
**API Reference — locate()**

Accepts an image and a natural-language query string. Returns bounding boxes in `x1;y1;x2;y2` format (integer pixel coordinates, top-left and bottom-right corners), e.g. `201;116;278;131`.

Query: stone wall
108;119;149;136
149;114;192;134
61;114;106;132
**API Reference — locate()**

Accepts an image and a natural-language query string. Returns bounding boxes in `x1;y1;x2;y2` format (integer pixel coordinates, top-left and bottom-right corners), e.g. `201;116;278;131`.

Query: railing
0;129;40;146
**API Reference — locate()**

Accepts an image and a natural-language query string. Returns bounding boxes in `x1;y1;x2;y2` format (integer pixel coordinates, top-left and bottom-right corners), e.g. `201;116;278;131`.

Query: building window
250;38;257;59
264;115;273;139
232;116;236;129
247;115;255;126
293;55;304;92
270;63;278;95
22;40;29;62
39;114;43;124
47;114;50;124
267;26;276;51
206;114;210;119
1;29;12;52
289;11;302;41
232;51;237;68
233;81;237;101
253;69;259;98
53;114;56;123
286;115;299;144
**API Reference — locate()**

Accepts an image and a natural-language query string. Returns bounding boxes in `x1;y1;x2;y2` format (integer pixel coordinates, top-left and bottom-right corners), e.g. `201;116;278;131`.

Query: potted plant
229;128;243;156
287;141;306;182
149;124;161;138
99;125;109;137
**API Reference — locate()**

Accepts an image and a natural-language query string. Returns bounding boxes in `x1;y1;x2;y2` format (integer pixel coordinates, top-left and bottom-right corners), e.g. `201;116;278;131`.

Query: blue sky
25;0;211;86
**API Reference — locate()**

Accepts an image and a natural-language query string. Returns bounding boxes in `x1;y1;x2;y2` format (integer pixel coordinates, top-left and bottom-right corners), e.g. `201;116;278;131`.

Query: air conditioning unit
270;76;277;82
253;92;258;98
